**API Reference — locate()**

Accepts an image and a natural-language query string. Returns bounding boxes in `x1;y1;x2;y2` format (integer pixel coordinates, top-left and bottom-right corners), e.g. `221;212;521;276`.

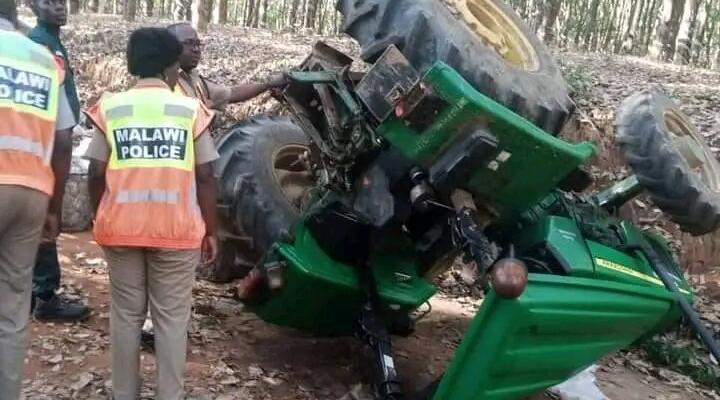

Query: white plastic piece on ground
548;365;609;400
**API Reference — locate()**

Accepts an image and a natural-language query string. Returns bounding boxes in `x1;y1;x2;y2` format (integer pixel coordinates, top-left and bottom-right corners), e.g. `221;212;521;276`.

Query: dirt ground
19;232;717;399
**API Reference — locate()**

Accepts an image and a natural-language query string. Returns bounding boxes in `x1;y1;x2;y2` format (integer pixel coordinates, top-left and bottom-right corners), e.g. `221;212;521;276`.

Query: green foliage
562;64;592;101
643;328;720;389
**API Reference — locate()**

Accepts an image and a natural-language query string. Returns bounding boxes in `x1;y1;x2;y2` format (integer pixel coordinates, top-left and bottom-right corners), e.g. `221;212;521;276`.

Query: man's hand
201;235;219;266
266;72;289;89
42;213;60;242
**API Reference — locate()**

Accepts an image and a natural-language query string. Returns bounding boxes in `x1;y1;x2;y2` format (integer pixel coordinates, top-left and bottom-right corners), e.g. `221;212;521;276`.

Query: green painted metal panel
512;216;595;278
250;221;436;335
433;274;679;400
376;63;596;219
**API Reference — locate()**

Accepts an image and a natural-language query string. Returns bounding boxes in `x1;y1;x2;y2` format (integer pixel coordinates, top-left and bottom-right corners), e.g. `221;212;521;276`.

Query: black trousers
32;241;61;299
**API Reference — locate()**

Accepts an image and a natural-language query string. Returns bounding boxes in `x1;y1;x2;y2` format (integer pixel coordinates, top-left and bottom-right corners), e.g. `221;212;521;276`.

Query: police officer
0;0;75;397
85;27;218;400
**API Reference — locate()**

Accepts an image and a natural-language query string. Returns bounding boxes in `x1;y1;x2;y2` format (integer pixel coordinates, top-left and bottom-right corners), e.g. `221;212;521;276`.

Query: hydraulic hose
629;240;720;364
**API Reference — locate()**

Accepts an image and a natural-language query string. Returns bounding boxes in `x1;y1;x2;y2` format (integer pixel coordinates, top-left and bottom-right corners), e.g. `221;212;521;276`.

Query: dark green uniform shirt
28;22;80;122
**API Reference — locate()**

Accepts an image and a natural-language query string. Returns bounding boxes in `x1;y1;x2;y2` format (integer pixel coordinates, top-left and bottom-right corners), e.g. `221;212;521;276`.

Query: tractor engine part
409;168;436;213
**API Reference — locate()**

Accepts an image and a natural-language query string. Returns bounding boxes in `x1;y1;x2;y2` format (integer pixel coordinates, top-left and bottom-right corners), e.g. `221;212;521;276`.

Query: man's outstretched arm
209;74;288;107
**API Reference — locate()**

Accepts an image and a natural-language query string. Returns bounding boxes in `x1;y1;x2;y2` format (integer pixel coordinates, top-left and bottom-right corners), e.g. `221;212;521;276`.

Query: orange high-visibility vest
0;30;63;195
87;85;206;249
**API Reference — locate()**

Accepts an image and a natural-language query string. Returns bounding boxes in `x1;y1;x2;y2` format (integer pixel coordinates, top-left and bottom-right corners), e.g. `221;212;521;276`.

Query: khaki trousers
104;247;199;400
0;185;48;400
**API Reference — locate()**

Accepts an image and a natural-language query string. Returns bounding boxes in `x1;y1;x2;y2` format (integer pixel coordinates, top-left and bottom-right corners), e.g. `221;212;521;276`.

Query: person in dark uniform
28;0;90;322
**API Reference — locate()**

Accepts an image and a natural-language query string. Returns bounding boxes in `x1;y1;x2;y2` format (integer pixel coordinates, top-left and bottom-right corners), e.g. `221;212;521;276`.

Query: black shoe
34;293;91;322
141;329;155;352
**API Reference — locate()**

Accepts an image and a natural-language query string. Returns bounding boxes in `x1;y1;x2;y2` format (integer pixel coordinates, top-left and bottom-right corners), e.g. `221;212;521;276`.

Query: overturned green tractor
211;1;720;399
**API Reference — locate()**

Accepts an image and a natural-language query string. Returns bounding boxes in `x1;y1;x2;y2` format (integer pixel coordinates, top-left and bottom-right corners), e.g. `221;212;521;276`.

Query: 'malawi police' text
113;127;188;161
0;64;51;110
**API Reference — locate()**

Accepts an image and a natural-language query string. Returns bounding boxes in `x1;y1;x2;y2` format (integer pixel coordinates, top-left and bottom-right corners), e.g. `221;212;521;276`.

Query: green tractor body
238;59;692;399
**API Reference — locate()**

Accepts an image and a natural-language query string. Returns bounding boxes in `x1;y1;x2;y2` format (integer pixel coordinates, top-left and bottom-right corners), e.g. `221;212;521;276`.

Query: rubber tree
542;0;562;44
174;0;191;20
192;0;212;32
216;0;228;23
124;0;137;21
305;0;318;29
287;0;300;27
582;0;602;50
674;0;702;64
650;0;686;61
618;0;640;52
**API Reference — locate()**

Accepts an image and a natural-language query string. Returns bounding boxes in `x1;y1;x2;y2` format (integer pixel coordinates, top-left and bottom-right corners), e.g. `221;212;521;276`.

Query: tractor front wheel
616;90;720;235
208;116;314;281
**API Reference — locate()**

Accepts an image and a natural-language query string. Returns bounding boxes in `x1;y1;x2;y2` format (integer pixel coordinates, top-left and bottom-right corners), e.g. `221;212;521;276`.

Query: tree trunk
145;0;154;16
289;0;301;27
69;0;80;14
701;6;717;67
651;0;685;61
615;0;639;52
216;0;228;23
332;3;339;34
124;0;138;20
244;0;253;25
305;0;318;29
173;0;188;20
637;0;652;48
674;0;701;64
192;0;212;32
582;0;602;50
253;0;261;27
542;0;561;44
261;0;270;27
600;0;620;50
692;1;709;65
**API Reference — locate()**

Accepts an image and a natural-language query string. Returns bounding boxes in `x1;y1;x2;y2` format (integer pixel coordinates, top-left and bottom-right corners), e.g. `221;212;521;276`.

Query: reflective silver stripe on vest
0;135;47;160
188;181;200;214
116;190;179;204
28;50;55;70
105;105;135;119
164;104;195;119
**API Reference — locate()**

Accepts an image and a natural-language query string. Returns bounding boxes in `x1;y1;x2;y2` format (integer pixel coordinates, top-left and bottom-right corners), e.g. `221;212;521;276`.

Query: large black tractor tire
210;116;312;280
616;89;720;235
336;0;574;135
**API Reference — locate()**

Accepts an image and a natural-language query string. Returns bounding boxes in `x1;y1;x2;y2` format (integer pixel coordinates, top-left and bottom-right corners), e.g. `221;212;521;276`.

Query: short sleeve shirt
177;70;232;109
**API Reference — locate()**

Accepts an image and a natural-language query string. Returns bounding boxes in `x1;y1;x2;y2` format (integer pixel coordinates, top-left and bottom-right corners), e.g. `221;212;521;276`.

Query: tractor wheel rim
665;111;720;193
447;0;540;71
271;144;314;211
